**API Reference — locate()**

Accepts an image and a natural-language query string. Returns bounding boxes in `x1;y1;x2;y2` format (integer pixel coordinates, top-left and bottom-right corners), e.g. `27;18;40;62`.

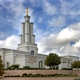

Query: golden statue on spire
26;8;28;15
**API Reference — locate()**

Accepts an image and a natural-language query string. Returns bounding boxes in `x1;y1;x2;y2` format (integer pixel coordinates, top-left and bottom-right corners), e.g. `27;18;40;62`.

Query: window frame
31;51;34;55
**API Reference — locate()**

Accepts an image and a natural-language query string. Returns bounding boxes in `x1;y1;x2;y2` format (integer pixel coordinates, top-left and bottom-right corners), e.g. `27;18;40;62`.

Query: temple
0;9;79;69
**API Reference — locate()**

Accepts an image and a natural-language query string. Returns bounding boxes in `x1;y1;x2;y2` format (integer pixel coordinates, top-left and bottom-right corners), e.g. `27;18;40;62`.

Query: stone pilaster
21;22;25;42
25;33;29;42
20;35;23;43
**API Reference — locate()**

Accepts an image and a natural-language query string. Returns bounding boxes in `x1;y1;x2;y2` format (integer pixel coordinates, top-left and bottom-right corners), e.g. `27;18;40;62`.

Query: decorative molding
27;56;38;64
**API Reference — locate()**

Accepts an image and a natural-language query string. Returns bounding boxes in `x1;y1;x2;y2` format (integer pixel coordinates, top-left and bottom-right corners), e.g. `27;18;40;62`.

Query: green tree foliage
8;64;20;70
71;61;80;69
44;53;61;69
0;56;4;76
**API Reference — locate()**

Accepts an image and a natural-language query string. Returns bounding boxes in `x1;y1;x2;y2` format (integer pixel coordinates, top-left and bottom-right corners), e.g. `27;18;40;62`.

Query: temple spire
26;8;28;15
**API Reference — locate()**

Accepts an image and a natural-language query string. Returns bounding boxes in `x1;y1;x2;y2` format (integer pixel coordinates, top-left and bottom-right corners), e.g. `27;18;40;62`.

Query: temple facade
0;10;79;70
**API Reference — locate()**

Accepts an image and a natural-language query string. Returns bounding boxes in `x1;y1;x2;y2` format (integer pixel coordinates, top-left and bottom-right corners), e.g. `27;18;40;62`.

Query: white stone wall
0;49;15;68
15;57;25;68
4;50;14;68
5;53;14;68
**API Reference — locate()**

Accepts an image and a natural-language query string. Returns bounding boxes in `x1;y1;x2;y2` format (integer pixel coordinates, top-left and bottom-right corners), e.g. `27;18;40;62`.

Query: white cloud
60;0;80;16
57;28;80;44
43;0;57;15
73;40;80;48
69;22;80;30
58;44;79;56
0;35;19;49
49;17;65;27
38;22;80;56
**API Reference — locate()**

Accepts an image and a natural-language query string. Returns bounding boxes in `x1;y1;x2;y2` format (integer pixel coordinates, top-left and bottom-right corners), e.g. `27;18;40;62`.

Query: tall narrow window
31;51;34;55
39;61;43;68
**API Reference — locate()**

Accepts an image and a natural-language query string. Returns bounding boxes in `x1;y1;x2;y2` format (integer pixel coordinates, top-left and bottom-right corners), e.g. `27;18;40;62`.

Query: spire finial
26;7;28;15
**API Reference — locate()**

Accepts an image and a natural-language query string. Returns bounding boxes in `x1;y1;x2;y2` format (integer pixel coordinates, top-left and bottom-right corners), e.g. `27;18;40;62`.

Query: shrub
22;73;27;77
10;75;15;77
61;68;72;70
23;66;30;69
21;73;78;77
14;75;20;77
28;74;33;77
50;74;54;77
17;68;24;70
7;64;20;70
7;75;10;77
33;74;43;77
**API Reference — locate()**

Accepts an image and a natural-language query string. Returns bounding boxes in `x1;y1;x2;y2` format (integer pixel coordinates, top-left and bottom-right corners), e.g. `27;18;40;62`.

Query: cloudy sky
0;0;80;56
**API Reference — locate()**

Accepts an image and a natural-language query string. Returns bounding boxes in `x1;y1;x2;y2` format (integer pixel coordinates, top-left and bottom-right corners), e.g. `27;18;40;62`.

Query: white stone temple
0;9;79;70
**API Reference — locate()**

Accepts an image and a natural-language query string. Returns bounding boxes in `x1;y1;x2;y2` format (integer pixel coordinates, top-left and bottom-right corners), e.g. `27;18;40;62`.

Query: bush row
5;64;73;70
4;73;78;77
5;65;47;70
61;68;72;70
5;68;46;70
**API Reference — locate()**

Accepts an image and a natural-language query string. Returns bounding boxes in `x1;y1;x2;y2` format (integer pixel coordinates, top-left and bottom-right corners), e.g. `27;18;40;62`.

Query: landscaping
4;73;78;77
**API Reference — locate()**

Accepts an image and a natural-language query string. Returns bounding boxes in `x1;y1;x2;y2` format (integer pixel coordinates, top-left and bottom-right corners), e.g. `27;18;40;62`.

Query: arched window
39;61;43;68
31;51;34;55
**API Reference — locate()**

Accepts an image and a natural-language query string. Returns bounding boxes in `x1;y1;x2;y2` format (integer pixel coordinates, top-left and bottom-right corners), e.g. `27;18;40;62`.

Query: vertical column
21;22;25;42
20;35;23;43
32;35;35;43
25;21;29;42
29;23;31;42
30;23;35;43
29;22;33;42
25;21;29;33
24;15;30;42
25;33;29;42
30;22;33;35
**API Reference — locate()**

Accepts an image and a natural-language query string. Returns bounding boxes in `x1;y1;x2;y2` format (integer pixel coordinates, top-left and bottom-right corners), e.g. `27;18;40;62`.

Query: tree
0;56;4;77
71;61;80;70
44;53;61;69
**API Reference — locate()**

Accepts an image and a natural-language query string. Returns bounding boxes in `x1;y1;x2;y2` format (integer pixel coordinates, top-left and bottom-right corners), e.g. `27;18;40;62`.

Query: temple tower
18;8;38;55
